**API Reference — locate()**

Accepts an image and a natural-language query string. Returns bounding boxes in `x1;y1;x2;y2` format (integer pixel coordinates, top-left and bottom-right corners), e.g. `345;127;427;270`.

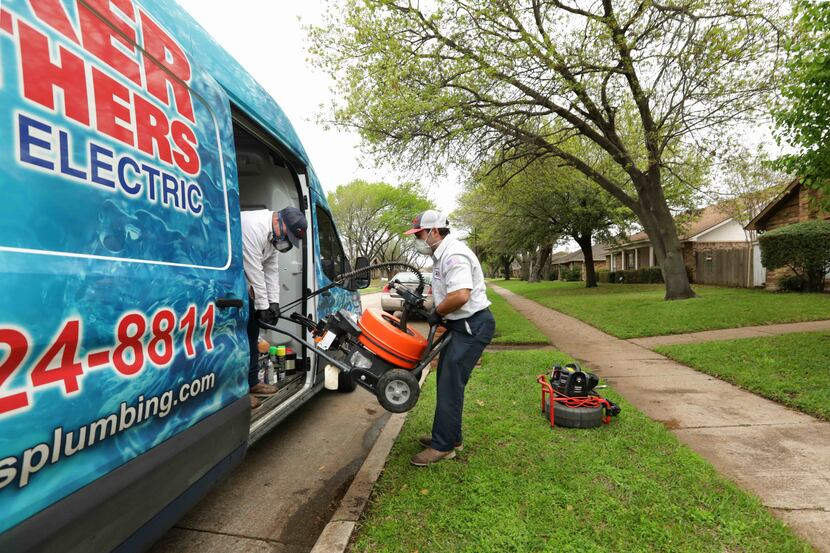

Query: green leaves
773;1;830;204
759;219;830;291
310;0;785;297
326;179;433;266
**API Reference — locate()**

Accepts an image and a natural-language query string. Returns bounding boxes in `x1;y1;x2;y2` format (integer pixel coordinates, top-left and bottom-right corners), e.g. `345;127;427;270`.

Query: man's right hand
256;308;277;326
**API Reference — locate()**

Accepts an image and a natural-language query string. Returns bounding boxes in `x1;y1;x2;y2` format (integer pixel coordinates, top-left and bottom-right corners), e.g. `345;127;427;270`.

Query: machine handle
216;298;243;309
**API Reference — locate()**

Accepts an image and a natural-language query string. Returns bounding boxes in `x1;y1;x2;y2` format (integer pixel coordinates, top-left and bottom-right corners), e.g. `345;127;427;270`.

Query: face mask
269;214;294;252
269;231;293;253
414;238;433;255
274;238;293;253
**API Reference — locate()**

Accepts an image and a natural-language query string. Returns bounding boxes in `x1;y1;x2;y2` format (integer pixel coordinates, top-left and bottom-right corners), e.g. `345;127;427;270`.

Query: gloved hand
269;302;281;320
257;308;277;326
426;307;444;327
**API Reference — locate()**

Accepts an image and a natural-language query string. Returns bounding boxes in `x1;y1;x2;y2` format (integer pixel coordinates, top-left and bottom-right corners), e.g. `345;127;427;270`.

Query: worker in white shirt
242;206;307;409
404;210;494;466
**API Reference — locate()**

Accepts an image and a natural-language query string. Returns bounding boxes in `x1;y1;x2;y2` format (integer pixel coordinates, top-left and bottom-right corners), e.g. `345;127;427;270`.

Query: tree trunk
529;245;552;283
542;253;552;281
807;268;824;292
575;235;597;288
520;252;531;281
636;182;696;300
503;258;511;280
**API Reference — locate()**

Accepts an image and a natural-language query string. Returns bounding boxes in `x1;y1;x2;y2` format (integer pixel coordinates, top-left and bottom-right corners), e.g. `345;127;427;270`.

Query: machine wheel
549;401;604;428
337;368;357;393
376;369;420;413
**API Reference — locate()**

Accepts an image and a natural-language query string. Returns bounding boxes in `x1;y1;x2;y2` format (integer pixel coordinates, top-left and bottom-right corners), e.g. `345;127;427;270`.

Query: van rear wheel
376;369;419;413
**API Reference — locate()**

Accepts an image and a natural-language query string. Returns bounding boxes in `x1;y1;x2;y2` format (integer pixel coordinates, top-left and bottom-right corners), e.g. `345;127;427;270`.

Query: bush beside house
759;220;830;292
746;179;830;290
598;267;665;284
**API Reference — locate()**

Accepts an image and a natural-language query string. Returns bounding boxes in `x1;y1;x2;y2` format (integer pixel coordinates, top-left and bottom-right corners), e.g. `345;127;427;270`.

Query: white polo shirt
431;235;490;320
241;210;280;310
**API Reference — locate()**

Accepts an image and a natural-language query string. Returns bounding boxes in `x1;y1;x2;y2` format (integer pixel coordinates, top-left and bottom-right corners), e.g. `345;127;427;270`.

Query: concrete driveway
149;293;419;553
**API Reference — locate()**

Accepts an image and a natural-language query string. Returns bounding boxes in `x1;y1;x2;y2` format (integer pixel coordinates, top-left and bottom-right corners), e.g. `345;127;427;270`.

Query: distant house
548;250;571;277
606;203;757;286
745;179;829;289
551;244;609;280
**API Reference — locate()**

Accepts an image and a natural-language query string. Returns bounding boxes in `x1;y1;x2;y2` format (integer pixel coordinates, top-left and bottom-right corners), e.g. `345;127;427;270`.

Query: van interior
233;120;311;424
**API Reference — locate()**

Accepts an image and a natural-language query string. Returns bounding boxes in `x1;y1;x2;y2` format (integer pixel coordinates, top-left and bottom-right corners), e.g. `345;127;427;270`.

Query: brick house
551;244;609;280
605;203;757;286
745;179;829;289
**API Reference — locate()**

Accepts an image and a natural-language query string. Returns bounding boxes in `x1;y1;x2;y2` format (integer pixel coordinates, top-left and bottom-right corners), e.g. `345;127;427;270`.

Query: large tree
455;178;558;281
773;0;830;207
326;180;433;269
461;155;633;287
311;0;786;299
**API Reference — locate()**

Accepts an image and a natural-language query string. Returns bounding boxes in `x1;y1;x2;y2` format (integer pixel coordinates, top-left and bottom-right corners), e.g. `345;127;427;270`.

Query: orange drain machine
259;262;450;413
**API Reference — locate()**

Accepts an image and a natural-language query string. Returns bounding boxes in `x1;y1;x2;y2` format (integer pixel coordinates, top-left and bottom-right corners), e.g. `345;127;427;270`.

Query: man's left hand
426;308;443;327
269;302;281;320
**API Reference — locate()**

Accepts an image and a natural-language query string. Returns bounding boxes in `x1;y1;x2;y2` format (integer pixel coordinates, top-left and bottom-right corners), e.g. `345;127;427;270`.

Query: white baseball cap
404;210;450;234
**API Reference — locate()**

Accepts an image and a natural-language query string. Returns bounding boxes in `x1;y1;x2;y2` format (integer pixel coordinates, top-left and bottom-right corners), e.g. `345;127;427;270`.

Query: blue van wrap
0;0;356;535
137;0;359;317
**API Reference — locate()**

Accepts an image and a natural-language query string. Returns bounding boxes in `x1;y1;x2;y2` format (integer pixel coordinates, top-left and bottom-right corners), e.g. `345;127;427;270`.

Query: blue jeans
430;308;495;452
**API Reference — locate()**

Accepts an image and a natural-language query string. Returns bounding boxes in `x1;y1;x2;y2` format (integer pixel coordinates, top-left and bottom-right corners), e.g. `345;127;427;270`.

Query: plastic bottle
268;346;279;384
257;339;271;383
285;347;296;372
273;346;285;381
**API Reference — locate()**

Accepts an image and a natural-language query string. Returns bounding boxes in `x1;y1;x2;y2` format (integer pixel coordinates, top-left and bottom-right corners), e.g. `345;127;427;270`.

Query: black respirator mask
269;222;293;253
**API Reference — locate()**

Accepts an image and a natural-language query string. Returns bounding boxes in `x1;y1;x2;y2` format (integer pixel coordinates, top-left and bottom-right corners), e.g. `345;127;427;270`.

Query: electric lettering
0;0;205;216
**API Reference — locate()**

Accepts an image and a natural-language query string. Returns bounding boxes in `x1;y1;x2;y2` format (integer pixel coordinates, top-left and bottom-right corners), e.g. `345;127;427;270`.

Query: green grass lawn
493;279;830;339
351;350;809;553
656;332;830;421
487;290;548;345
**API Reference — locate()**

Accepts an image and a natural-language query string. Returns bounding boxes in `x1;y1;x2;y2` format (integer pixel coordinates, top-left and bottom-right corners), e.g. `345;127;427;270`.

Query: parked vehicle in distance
381;272;434;314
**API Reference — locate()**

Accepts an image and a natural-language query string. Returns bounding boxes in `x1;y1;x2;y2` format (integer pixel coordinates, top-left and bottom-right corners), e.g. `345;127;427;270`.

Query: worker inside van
242;206;307;409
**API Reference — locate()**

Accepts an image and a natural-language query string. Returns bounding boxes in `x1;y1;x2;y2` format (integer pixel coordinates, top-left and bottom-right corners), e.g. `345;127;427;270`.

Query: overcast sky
176;0;461;212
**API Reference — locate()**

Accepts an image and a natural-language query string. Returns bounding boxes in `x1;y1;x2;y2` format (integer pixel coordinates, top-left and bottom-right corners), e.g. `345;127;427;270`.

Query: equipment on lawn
537;362;621;428
258;261;450;414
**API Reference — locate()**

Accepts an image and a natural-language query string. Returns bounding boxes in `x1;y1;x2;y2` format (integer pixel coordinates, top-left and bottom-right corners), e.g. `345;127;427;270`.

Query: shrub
612;267;664;284
760;220;830;292
778;274;806;292
597;270;611;283
562;267;582;281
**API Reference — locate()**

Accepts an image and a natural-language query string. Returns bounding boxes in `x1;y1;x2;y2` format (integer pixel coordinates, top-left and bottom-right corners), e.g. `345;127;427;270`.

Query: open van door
0;1;250;551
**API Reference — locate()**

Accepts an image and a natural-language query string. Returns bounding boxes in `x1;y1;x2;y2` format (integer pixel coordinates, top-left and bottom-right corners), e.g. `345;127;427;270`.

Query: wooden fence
694;248;753;287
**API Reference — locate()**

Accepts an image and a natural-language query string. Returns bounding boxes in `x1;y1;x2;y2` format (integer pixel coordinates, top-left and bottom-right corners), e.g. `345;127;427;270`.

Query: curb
310;369;430;553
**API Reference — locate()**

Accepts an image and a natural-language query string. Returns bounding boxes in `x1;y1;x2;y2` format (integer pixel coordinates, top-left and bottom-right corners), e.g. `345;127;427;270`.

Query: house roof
744;178;801;231
553;244;609;264
610;203;735;249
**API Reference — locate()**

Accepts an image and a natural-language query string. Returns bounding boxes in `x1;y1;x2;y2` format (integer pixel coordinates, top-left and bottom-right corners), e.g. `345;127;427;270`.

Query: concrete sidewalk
490;284;830;553
629;319;830;349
